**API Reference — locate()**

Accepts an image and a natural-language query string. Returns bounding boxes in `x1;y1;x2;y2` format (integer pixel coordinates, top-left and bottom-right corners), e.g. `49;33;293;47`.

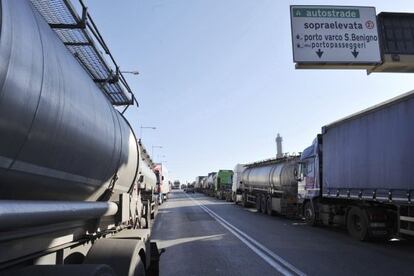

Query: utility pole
140;126;156;140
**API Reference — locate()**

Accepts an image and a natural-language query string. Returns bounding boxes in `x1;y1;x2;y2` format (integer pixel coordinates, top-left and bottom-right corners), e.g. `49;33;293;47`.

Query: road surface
152;190;413;276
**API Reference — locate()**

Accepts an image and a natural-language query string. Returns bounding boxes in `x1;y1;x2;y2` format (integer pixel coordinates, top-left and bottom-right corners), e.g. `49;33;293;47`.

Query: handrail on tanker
30;0;138;107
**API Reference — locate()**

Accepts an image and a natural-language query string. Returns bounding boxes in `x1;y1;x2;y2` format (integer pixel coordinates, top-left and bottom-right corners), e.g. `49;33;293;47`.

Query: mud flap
147;242;165;276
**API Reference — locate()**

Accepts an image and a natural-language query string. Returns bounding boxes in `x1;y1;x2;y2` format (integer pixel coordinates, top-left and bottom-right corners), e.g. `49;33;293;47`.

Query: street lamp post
120;70;139;75
140;126;156;140
151;145;163;160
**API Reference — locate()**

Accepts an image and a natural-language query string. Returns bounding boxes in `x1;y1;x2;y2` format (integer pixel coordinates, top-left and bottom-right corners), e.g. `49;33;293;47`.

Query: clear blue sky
85;0;414;182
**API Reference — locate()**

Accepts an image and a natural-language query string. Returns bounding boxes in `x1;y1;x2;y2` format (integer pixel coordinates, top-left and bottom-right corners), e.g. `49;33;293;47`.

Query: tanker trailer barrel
0;200;118;231
0;1;162;274
240;157;299;216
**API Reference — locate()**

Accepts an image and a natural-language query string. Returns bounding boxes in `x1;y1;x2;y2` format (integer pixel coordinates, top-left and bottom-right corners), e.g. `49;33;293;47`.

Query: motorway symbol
316;49;324;58
365;20;375;29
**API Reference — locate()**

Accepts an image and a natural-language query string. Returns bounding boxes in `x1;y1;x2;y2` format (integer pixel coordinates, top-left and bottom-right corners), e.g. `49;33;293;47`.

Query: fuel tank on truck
241;157;299;196
0;0;139;201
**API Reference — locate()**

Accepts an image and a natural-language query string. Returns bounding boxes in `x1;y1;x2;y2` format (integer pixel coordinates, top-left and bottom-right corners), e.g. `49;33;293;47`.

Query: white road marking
185;194;306;276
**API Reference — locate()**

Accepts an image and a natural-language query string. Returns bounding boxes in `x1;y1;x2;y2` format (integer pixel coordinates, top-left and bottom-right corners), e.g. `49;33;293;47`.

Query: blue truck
298;91;414;240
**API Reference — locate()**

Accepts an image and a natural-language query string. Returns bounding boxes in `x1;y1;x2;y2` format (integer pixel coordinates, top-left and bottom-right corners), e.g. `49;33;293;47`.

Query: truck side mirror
162;176;164;181
295;164;303;181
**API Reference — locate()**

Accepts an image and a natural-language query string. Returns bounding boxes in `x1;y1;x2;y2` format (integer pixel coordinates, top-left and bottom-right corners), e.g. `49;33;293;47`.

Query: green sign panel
293;8;360;19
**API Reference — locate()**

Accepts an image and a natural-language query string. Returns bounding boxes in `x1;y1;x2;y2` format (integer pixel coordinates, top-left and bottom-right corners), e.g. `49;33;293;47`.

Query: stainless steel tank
241;158;299;196
0;0;139;201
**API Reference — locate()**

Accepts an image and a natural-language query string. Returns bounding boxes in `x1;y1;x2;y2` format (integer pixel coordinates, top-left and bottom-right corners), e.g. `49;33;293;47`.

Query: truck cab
297;138;321;204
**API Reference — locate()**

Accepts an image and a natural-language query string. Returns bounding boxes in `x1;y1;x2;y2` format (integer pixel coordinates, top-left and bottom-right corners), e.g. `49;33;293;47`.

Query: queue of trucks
197;91;414;241
3;2;414;275
195;170;234;200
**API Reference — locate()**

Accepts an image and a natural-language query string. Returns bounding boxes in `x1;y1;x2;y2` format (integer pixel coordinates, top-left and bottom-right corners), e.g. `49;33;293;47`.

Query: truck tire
242;192;248;207
255;195;261;211
143;202;151;229
85;239;147;276
260;195;267;214
151;201;158;220
347;207;369;241
304;201;317;226
266;196;273;216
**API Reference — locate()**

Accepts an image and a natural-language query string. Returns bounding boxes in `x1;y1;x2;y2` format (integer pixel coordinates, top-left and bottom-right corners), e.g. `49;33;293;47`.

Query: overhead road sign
290;5;382;69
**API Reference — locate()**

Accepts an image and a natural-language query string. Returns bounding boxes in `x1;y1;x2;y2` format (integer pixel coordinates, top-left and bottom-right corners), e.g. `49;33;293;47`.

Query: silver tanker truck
240;157;300;217
0;1;161;274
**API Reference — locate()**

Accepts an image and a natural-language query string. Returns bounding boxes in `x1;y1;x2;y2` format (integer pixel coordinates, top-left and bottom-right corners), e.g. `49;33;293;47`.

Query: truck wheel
266;196;273;216
260;195;267;214
255;195;261;211
242;193;248;207
304;201;317;226
347;207;369;241
151;201;158;219
143;203;151;229
85;238;147;276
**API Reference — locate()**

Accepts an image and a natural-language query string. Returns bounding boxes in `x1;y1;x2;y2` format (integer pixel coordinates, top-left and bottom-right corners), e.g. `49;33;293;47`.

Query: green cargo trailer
215;170;234;200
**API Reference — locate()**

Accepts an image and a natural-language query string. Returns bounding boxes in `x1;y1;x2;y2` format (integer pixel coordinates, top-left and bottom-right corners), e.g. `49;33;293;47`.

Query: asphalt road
152;190;414;276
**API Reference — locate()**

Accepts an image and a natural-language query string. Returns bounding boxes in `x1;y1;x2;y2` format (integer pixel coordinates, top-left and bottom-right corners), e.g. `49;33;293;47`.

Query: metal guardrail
31;0;137;106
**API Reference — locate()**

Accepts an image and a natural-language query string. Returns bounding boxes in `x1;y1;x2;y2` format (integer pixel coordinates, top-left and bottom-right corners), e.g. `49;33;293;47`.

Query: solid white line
200;201;306;276
197;202;294;275
186;194;306;276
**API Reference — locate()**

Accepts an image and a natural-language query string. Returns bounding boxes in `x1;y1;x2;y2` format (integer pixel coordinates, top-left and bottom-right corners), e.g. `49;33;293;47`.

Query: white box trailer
232;164;246;203
154;163;170;203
